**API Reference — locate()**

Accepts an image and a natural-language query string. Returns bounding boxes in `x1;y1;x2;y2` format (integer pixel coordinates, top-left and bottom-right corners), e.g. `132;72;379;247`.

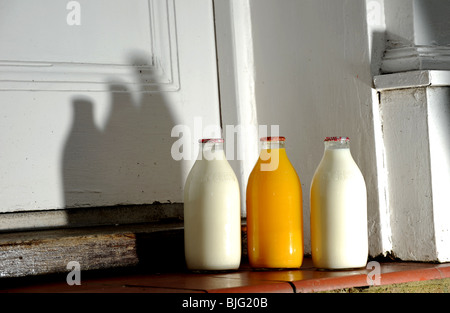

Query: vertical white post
214;0;259;216
427;87;450;262
375;72;450;262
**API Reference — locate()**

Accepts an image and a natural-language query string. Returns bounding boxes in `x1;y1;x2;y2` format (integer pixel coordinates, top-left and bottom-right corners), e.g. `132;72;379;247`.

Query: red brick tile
435;263;450;278
208;282;294;293
2;257;450;293
378;267;443;286
293;274;369;293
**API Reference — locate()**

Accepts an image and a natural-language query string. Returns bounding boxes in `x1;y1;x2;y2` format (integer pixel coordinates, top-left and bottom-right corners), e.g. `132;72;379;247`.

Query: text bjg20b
227;297;268;309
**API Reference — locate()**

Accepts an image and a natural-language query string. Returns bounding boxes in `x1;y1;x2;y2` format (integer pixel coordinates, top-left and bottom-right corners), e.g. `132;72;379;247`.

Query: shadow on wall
62;55;184;228
61;55;187;271
370;30;386;77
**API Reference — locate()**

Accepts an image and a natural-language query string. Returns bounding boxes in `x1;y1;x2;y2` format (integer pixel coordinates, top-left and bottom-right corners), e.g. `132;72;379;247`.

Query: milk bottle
310;136;368;269
184;138;241;271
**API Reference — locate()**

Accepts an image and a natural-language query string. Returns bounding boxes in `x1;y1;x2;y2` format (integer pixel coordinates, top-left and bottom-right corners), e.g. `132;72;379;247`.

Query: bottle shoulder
186;159;239;187
248;157;300;185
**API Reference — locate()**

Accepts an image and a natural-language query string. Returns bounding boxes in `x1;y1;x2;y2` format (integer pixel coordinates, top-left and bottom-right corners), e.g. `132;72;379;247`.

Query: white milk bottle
184;138;241;271
310;137;368;269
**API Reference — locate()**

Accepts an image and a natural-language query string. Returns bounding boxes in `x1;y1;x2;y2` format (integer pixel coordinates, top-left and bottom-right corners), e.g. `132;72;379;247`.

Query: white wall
247;0;383;256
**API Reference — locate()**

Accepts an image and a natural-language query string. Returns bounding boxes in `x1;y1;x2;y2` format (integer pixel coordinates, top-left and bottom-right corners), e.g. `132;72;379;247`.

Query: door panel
0;0;221;216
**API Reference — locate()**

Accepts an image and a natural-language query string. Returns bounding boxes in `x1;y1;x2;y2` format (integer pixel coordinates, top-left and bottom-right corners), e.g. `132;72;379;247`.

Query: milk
310;137;368;269
184;139;241;271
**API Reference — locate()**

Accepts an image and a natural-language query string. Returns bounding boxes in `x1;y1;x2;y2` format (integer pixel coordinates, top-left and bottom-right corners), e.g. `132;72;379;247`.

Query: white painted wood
0;61;179;92
0;1;221;218
370;0;450;261
0;204;183;232
374;70;450;91
413;0;450;46
376;70;450;261
366;0;393;256
365;0;386;77
0;0;179;92
369;88;393;256
427;87;450;262
0;0;153;64
382;0;450;73
383;0;415;49
214;0;259;216
380;88;437;261
382;46;450;73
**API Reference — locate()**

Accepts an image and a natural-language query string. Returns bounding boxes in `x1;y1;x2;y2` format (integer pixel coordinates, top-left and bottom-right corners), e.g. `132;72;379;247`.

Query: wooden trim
213;0;259;216
0;220;248;278
381;46;450;74
0;0;179;92
0;203;183;232
0;222;184;278
374;70;450;91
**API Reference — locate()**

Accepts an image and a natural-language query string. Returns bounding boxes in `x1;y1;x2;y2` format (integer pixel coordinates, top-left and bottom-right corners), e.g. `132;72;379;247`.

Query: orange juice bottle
246;136;303;268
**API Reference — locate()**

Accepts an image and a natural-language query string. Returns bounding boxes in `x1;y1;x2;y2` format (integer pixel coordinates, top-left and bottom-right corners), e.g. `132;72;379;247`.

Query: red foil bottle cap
260;136;286;142
199;138;224;143
324;136;350;142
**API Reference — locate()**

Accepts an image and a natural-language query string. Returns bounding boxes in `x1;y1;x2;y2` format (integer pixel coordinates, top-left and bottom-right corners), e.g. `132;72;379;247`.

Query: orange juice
246;137;303;268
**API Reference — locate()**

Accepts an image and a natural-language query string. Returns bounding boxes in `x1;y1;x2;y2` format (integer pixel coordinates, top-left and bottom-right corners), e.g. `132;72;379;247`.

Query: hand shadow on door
61;55;186;272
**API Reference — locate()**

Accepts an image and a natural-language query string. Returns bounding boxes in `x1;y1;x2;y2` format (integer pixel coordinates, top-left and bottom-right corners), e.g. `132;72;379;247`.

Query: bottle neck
322;139;353;162
324;140;350;151
200;142;226;160
261;140;285;150
258;140;287;171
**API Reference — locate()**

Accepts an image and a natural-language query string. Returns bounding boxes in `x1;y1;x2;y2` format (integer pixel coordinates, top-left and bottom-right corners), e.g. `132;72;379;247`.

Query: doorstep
1;222;449;293
1;257;450;293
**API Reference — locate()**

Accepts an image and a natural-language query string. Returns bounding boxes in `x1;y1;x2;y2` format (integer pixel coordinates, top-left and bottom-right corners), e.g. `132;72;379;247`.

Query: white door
0;0;222;229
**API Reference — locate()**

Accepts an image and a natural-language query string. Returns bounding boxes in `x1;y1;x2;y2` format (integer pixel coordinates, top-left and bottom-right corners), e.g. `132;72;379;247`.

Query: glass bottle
184;138;241;271
246;136;303;269
310;136;368;269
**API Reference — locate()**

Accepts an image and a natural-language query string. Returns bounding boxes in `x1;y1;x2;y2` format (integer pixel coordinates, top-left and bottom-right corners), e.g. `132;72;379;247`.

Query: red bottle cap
199;138;224;143
260;136;286;142
324;136;350;142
